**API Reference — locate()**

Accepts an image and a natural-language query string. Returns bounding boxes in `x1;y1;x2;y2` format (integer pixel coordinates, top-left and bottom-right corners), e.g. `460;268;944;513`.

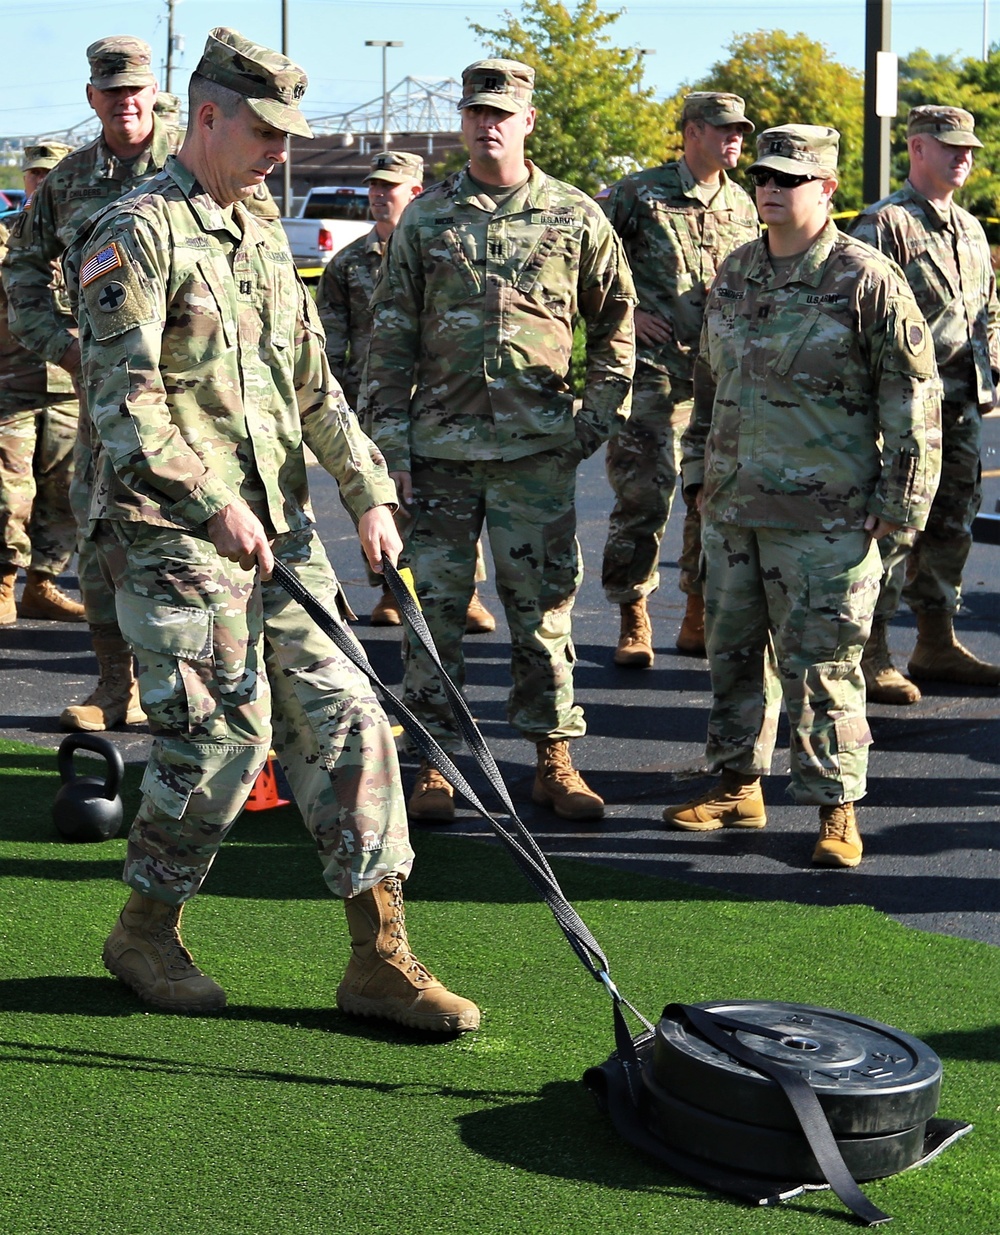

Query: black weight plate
642;1068;928;1183
653;1000;941;1135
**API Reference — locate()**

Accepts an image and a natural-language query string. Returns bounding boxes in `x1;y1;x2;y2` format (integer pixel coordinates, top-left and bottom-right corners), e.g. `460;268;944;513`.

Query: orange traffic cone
244;753;293;812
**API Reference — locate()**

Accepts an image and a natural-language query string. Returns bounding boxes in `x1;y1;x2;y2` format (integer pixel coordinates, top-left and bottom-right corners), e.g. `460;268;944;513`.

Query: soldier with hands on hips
365;58;636;824
664;125;942;868
850;105;1000;701
599;91;759;667
68;28;478;1033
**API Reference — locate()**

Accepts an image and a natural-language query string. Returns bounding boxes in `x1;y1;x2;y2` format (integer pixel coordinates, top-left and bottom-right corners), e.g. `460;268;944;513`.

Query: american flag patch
80;242;122;288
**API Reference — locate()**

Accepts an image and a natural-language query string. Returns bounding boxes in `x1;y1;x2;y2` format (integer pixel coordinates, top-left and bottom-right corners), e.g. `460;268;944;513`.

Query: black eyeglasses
750;170;822;189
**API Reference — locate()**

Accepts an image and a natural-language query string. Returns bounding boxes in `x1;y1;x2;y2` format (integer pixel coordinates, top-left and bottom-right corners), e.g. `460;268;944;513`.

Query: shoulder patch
80;237;159;343
80;242;123;288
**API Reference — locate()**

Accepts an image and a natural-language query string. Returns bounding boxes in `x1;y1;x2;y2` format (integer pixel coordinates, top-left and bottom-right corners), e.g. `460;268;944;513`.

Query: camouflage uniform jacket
0;221;74;414
850;180;1000;407
683;220;942;534
365;162;636;472
315;226;384;409
601;157;759;381
65;157;396;534
1;115;175;368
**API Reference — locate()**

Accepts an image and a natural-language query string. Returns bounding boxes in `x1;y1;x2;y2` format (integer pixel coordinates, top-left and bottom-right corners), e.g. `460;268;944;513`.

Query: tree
677;30;865;213
469;0;672;196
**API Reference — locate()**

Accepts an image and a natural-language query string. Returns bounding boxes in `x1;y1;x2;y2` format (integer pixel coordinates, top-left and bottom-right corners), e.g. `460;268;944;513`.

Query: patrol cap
907;104;983;148
153;92;182;121
365;150;424;185
87;36;157;90
681;92;754;133
749;124;840;178
21;142;74;173
195;27;312;138
458;58;535;114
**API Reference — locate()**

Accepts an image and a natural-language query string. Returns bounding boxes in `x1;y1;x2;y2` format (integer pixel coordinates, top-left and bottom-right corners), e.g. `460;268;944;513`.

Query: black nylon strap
667;1004;892;1226
271;557;651;1038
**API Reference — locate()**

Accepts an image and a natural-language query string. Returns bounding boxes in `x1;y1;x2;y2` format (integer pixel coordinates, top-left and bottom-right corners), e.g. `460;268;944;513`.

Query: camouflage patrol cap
681;92;754;133
364;150;424;185
195;27;312;138
459;59;535;114
87;36;157;90
907;104;983;148
749;124;840;178
153;92;182;122
21;142;74;173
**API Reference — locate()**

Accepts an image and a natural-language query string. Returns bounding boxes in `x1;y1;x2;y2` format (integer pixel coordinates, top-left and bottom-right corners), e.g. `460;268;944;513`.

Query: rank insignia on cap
80;242;123;288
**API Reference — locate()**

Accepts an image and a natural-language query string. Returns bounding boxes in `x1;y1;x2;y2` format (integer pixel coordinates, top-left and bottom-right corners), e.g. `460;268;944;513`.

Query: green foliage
469;0;673;195
673;30;866;212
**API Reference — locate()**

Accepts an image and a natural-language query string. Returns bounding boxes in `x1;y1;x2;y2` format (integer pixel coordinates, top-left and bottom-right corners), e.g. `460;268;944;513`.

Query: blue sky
0;0;995;138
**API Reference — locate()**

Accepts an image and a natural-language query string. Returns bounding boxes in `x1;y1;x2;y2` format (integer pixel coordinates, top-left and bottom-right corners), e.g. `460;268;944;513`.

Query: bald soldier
0;142;82;625
599;92;759;667
68;28;478;1032
665;125;941;868
366;59;635;823
851;105;1000;702
2;35;169;729
316;149;496;632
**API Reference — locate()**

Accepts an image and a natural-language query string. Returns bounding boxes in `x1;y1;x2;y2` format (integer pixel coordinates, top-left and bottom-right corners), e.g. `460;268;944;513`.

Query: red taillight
318;228;333;252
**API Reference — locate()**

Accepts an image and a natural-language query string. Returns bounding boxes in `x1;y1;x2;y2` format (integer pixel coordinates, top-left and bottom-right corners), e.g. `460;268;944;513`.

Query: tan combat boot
614;598;654;668
18;570;86;622
908;610;1000;687
532;738;604;820
465;589;497;634
675;592;706;658
662;768;767;831
407;760;455;822
103;889;227;1012
370;583;402;626
337;876;480;1032
60;633;147;731
862;618;921;705
812;803;863;868
0;569;16;626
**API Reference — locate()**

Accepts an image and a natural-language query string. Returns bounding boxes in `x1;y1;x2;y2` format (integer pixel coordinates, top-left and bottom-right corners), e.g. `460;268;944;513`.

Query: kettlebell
52;734;125;842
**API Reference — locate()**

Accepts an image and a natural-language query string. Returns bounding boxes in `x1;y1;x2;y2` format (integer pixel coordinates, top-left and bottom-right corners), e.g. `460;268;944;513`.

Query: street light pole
281;0;292;216
365;40;403;149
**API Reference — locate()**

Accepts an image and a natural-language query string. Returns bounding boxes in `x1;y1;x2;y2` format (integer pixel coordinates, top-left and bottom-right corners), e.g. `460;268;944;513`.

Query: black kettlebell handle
57;734;124;800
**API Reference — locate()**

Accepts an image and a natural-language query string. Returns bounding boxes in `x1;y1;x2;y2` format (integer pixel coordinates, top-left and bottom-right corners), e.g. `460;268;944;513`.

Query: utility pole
282;0;292;216
165;0;176;92
863;0;895;204
366;40;403;150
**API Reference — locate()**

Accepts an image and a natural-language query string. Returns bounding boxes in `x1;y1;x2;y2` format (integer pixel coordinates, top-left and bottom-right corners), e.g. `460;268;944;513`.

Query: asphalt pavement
2;419;998;948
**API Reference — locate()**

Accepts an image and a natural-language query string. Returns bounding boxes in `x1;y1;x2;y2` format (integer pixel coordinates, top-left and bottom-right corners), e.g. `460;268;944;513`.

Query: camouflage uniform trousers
601;364;702;603
874;395;983;620
97;521;414;905
402;451;585;751
702;520;882;805
0;398;78;574
69;411;118;632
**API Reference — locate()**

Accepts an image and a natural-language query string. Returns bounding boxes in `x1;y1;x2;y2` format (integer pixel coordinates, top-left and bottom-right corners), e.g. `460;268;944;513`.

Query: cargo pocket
116;589;227;739
139;759;192;821
801;541;881;663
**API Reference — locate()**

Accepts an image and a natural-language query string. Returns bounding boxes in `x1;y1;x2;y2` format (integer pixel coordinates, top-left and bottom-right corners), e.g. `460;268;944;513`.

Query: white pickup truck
281;185;372;273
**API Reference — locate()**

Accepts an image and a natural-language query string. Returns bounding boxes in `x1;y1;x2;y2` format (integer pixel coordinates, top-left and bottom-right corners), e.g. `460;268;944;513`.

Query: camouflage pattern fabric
599;159;758;603
366;161;635;472
401;452;584;750
686;221;942;803
316;226;383;413
0;221;79;574
101;523;413;903
850;181;1000;615
683;220;942;534
73;155;409;904
0;400;78;574
702;521;882;803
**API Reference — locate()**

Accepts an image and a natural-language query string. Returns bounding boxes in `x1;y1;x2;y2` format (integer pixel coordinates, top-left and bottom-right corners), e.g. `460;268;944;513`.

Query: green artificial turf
1;737;998;1234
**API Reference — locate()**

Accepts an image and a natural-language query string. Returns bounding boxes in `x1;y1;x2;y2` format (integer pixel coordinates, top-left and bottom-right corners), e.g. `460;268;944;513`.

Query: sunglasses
750;170;823;189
